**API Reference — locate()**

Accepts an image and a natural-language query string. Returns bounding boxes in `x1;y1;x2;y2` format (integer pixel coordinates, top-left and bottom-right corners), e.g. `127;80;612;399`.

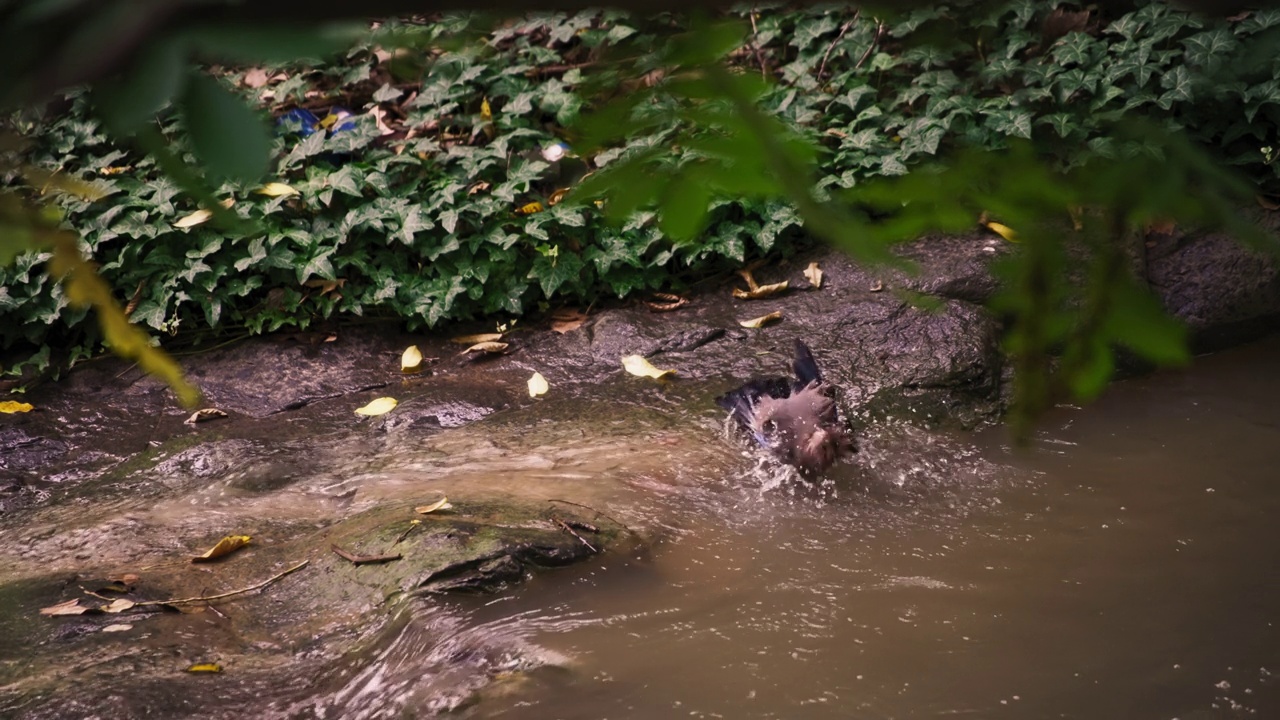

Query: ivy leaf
528;250;585;297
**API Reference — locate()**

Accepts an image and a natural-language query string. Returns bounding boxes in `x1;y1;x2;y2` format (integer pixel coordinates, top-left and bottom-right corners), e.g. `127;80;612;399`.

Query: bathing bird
716;339;855;476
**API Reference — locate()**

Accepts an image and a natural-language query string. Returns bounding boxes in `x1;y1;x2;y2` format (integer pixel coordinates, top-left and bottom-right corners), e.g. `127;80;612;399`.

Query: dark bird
716;340;856;476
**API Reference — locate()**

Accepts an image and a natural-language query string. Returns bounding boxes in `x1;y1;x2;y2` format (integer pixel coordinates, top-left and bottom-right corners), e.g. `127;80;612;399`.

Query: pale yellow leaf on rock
401;345;424;374
622;355;676;380
173;209;213;228
803;262;824;289
256;182;299;197
450;333;504;345
101;623;134;633
191;535;252;563
184;408;227;425
739;311;783;329
39;599;90;616
528;372;549;397
416;497;453;514
102;599;136;614
460;341;508;355
355;397;398;416
186;663;223;673
732;280;789;300
0;401;33;413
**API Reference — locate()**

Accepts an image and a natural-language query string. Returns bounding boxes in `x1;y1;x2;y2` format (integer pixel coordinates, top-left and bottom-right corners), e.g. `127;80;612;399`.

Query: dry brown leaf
550;308;587;333
101;623;134;633
368;106;396;135
468;182;490;195
191;535;252;563
732;281;789;300
460;341;509;355
644;293;688;312
870;280;884;292
803;262;824;289
303;278;345;295
739;311;783;329
737;269;761;292
40;599;90;616
1145;218;1177;235
242;68;270;88
450;332;504;345
184;408;228;425
548;187;570;206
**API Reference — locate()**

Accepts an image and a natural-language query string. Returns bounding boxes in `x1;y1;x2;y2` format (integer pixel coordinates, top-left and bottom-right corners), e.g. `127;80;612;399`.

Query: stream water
4;337;1279;719
420;338;1280;719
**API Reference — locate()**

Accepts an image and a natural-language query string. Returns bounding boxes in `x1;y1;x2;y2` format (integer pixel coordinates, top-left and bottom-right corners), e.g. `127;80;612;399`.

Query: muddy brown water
5;337;1280;719
433;338;1280;720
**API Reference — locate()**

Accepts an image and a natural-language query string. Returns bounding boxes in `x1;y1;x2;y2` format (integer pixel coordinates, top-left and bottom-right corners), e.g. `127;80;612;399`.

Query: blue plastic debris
277;107;356;137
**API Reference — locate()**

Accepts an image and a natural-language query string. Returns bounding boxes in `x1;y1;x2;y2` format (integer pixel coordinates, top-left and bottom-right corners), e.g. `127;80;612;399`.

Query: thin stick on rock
331;545;403;566
550;516;598;553
83;560;310;607
546;498;634;535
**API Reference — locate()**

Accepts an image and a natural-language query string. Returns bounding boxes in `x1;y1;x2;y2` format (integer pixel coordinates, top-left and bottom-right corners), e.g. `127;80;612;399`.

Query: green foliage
4;1;1280;428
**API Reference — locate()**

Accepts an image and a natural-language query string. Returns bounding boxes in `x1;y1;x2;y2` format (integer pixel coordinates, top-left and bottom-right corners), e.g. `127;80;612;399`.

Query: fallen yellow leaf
480;97;492;121
192;535;252;563
739;311;783;329
460;341;508;355
183;408;227;425
102;598;136;614
732;280;789;300
401;345;424;374
528;372;549;397
621;355;676;380
803;262;824;289
985;221;1018;242
0;401;34;413
185;663;223;673
355;397;398;416
256;182;299;197
516;201;544;215
415;497;453;514
173;209;213;228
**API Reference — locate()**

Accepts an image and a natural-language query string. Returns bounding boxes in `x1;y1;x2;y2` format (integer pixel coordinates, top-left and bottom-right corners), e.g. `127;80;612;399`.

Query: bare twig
817;10;860;81
393;520;421;545
546;498;635;535
854;20;885;71
84;560;310;607
331;545;402;565
747;6;768;80
550;516;598;553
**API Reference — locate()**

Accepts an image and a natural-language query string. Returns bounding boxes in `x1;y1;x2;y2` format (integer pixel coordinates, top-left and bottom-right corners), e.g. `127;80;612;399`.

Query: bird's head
750;382;851;476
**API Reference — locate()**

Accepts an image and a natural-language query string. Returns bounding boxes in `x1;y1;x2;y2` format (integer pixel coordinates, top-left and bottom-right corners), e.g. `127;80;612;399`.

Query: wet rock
1147;228;1280;350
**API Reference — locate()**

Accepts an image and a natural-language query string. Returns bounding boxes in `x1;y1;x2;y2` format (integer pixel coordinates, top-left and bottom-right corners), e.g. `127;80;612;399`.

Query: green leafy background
5;1;1280;384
